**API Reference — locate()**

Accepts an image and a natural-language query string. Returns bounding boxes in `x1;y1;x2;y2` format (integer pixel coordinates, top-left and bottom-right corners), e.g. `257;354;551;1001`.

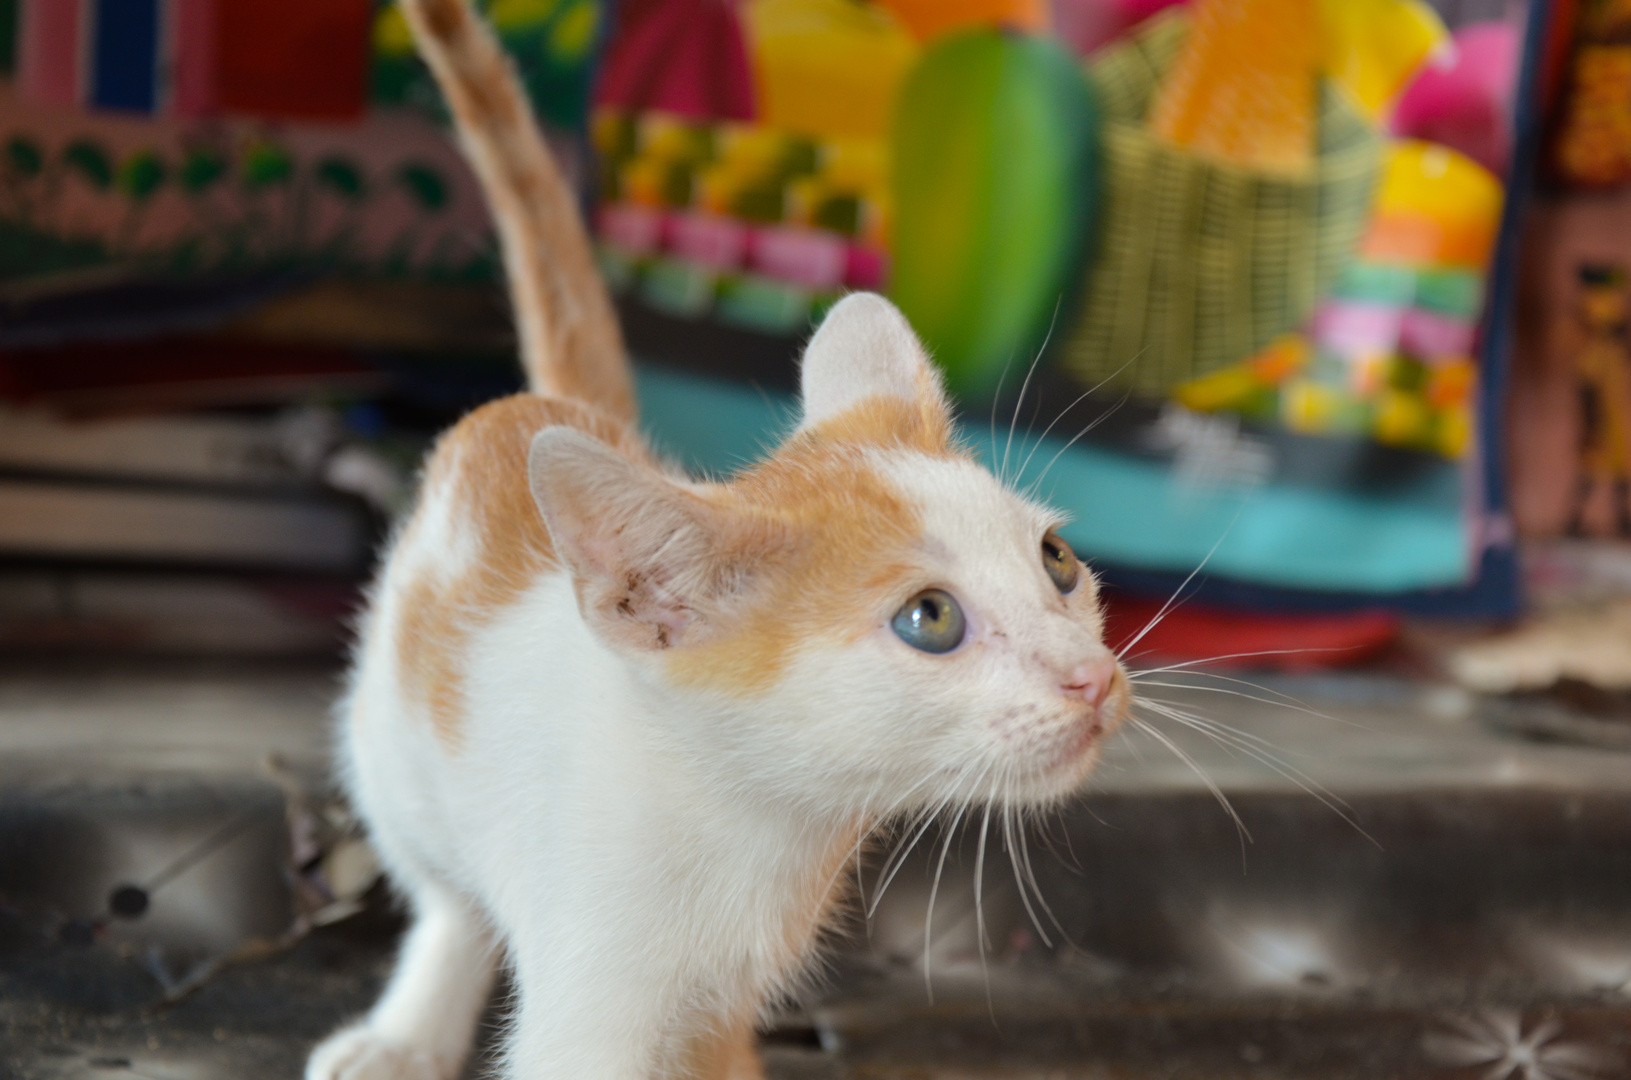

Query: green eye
891;588;966;654
1042;531;1079;594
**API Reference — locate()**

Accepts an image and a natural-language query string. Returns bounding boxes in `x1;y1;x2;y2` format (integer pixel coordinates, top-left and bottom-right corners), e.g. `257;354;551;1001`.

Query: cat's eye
891;589;966;654
1042;531;1080;594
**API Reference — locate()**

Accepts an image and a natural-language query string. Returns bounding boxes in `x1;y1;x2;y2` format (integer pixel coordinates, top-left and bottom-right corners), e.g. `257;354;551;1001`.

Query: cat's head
529;294;1128;810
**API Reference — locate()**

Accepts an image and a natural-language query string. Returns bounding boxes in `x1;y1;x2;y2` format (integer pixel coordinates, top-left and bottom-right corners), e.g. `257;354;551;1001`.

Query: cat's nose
1062;656;1116;709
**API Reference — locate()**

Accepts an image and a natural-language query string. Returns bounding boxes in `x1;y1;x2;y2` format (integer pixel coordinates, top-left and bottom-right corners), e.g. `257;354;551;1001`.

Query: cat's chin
983;718;1110;808
998;748;1105;808
1040;724;1108;793
1012;695;1130;804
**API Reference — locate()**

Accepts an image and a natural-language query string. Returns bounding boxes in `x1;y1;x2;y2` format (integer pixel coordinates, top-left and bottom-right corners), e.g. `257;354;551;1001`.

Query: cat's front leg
501;928;683;1080
306;884;497;1080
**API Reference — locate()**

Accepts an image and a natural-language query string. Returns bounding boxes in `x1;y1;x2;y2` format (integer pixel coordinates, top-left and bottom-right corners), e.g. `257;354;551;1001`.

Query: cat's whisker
870;800;951;916
1017;808;1069;943
1135;701;1379;848
988;353;1014;480
972;788;996;1006
1012;352;1142;487
1130;668;1330;711
1021;389;1132;500
1136;701;1292;771
865;757;987;918
1017;399;1047;493
1001;302;1059;484
1133;677;1376;735
1002;796;1055;949
869;789;957;916
1127;716;1251;862
1114;518;1238;663
1133;693;1319;757
852;772;934;915
1115;719;1148;764
1129;647;1347;676
1135;698;1362;813
850;778;884;914
923;765;989;1002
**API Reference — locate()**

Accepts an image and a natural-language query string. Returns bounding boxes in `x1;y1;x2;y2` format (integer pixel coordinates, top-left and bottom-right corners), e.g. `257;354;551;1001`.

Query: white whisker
867;762;981;916
1022;389;1132;499
1013;352;1142;485
923;779;982;1002
1133;693;1323;756
1114;513;1244;663
1001;301;1060;483
1132;680;1362;732
1135;702;1379;848
973;789;995;1005
1129;646;1349;675
988;353;1013;478
1129;717;1251;862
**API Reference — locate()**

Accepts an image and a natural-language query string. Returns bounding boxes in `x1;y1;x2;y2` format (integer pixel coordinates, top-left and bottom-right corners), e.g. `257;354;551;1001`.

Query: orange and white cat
305;1;1130;1078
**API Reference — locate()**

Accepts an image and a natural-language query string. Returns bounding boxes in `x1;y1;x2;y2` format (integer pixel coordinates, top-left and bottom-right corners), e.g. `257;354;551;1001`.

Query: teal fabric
635;364;1470;594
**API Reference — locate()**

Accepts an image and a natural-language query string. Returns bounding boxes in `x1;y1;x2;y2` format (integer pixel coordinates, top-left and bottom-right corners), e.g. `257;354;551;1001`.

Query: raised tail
400;0;635;422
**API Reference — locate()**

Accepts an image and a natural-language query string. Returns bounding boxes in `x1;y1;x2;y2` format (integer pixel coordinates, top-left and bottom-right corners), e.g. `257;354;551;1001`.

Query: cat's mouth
1069;713;1107;754
1045;714;1107;777
1043;679;1130;780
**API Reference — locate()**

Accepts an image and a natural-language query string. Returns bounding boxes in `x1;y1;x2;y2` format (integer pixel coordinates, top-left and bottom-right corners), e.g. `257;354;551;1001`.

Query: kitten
305;1;1130;1078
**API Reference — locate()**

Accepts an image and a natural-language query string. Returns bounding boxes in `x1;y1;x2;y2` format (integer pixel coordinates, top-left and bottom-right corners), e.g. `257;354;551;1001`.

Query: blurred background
2;0;1631;1077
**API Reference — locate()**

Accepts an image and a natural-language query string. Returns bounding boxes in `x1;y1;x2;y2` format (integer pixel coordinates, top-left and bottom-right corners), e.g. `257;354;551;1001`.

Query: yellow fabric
744;0;918;141
875;0;1048;41
1320;0;1449;120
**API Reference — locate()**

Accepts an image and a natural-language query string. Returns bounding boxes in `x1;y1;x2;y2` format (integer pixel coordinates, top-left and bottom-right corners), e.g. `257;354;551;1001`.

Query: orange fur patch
800;389;959;457
666;395;966;695
394;388;964;734
393;394;649;743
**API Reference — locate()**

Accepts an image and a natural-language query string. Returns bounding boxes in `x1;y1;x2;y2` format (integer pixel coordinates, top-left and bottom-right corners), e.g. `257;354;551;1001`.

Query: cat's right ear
797;293;949;431
528;428;779;653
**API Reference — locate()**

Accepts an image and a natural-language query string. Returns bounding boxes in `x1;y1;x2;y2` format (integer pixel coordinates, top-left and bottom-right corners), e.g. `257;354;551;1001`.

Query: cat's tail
400;0;636;422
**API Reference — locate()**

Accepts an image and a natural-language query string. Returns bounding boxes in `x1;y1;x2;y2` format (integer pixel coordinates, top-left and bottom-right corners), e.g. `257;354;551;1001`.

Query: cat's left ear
797;292;950;431
528;428;783;653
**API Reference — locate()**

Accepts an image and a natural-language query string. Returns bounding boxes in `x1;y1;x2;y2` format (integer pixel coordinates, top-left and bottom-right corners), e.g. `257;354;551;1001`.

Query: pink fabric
1390;21;1521;176
169;0;219;117
1312;300;1406;357
597;202;666;254
19;0;84;108
843;244;888;290
1399;307;1476;360
594;0;756;122
752;226;847;289
1050;0;1187;57
667;212;750;269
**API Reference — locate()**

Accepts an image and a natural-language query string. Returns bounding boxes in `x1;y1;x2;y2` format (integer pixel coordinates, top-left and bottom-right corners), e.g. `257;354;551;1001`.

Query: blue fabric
91;0;158;113
634;364;1470;595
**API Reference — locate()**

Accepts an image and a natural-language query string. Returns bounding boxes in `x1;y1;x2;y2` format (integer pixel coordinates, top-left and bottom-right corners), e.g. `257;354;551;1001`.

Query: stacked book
0;335;415;657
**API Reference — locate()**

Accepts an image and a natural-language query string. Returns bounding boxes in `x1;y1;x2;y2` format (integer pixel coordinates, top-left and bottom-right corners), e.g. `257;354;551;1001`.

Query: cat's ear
528;428;776;653
797;292;949;430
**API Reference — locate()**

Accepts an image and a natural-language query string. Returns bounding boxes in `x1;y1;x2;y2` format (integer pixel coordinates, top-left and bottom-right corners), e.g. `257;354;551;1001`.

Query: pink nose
1062;656;1116;709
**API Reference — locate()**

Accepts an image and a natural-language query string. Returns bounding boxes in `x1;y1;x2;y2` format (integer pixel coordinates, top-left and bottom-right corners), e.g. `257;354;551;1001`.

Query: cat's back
343;392;648;777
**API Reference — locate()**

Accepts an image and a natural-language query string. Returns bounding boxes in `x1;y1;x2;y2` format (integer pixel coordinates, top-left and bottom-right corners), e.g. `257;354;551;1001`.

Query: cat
304;1;1131;1077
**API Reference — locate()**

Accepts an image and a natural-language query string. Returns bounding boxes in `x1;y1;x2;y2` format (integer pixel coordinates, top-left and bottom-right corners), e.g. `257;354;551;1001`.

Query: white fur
307;296;1124;1080
798;293;939;428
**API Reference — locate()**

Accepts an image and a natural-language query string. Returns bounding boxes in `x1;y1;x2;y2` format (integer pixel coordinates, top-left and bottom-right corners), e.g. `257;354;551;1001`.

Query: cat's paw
305;1027;447;1080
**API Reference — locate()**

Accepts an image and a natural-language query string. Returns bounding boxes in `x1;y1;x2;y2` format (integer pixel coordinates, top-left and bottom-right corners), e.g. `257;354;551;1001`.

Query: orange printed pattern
1148;0;1322;175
